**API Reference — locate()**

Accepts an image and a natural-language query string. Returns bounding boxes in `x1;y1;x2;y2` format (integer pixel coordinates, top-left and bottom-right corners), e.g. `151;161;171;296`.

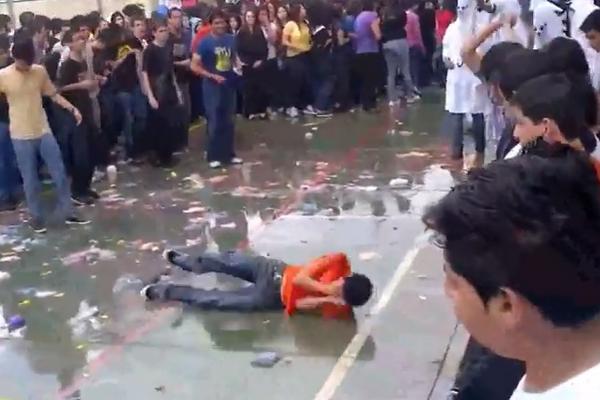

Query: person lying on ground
141;250;373;318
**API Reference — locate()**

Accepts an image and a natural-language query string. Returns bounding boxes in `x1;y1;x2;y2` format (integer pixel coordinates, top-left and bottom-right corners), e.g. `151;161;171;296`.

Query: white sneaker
230;157;243;165
209;161;222;169
407;94;421;104
287;107;299;118
303;105;316;115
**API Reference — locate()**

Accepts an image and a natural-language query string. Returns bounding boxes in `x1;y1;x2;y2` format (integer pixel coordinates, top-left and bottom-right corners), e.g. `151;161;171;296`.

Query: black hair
288;3;305;23
228;13;242;30
32;15;49;34
544;37;589;77
581;8;600;33
130;14;146;26
498;49;551;100
209;9;228;24
424;148;600;328
110;11;125;24
168;7;183;18
362;0;375;11
342;273;373;306
86;12;101;33
19;11;35;30
479;41;523;83
122;4;145;18
11;36;35;65
0;34;10;52
151;17;168;31
70;15;88;31
511;73;588;142
0;14;10;31
49;18;64;35
62;29;75;45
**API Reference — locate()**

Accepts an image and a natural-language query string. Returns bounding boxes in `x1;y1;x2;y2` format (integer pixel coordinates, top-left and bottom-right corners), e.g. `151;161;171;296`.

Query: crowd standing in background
0;0;446;232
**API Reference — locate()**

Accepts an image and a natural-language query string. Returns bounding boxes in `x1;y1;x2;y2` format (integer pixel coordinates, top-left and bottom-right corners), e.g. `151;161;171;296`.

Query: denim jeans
165;251;285;311
203;79;236;163
383;39;415;101
116;86;147;158
311;51;335;112
12;133;73;221
450;113;485;159
0;122;20;203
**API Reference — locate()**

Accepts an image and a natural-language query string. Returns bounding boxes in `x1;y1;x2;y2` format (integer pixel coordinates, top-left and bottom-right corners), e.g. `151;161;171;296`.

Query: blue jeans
0;122;20;203
12;133;73;221
164;251;285;311
203;79;236;163
450;113;485;159
312;51;335;111
116;86;147;158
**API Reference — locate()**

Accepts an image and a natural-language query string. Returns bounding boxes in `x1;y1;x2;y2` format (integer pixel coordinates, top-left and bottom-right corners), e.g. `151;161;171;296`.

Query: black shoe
30;219;47;234
162;249;185;265
140;283;170;301
72;194;95;206
87;189;100;200
66;215;91;225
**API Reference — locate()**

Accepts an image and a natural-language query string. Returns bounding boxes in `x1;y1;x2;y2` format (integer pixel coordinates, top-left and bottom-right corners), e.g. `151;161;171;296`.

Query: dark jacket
236;27;268;66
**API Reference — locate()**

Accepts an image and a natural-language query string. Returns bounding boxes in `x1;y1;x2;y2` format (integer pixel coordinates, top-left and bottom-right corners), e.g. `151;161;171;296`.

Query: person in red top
141;250;373;318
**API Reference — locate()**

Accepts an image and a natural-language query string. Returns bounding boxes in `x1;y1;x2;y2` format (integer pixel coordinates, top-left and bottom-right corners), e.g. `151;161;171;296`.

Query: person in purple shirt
353;0;382;111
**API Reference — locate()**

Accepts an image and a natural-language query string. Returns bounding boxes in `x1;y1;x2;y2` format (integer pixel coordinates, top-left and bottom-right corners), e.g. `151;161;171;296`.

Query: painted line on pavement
314;235;429;400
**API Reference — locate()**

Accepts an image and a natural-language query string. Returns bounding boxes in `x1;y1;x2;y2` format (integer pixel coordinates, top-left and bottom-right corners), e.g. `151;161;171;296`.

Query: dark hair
511;73;589;142
228;13;242;31
498;49;551;100
342;273;373;306
424;149;600;328
362;0;375;11
62;29;75;45
130;14;146;27
86;12;101;33
11;36;35;65
0;34;10;52
544;37;589;77
70;15;90;32
19;11;35;30
49;18;64;35
110;11;125;24
122;4;145;18
480;41;524;83
0;14;10;32
32;15;50;33
209;9;228;24
288;3;305;23
347;0;363;16
151;17;168;31
168;7;183;18
581;8;600;33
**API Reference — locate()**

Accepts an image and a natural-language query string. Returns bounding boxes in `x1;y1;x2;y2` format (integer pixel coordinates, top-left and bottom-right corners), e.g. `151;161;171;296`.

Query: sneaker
92;170;106;183
286;107;299;118
140;283;170;301
87;189;100;200
71;194;95;206
315;110;333;118
162;248;188;265
65;215;91;225
230;157;243;165
209;161;222;169
248;114;258;120
30;219;47;234
303;105;316;115
259;113;267;120
407;94;421;104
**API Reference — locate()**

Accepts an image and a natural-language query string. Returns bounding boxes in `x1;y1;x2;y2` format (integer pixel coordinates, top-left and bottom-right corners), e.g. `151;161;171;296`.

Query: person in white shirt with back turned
424;147;600;400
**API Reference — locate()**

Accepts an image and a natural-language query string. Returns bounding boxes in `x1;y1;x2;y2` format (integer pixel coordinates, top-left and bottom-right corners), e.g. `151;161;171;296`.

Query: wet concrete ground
0;90;476;400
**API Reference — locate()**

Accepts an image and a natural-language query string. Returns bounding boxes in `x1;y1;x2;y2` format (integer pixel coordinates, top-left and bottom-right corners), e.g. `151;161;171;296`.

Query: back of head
19;11;35;30
122;4;145;18
11;36;35;65
424;149;600;328
480;41;524;83
362;0;375;12
498;49;552;100
581;8;600;33
544;37;589;77
343;273;373;306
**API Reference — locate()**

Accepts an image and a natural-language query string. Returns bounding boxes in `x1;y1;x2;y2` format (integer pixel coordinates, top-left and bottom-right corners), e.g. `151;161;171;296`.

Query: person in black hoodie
236;9;269;120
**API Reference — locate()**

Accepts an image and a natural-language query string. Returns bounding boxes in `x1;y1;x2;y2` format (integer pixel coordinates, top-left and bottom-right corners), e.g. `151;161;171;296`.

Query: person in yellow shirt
281;3;314;118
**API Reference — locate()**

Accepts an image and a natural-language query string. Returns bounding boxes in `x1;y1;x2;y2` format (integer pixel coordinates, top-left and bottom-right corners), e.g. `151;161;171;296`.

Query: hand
71;107;82;126
149;96;159;110
212;74;226;84
325;278;345;297
253;60;263;68
500;13;517;28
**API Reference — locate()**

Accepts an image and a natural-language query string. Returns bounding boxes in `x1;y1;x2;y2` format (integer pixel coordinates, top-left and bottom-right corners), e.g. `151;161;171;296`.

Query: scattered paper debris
419;295;427;301
359;252;381;261
219;222;237;229
34;290;59;298
396;151;429;159
62;247;117;266
18;299;31;307
305;132;313;140
0;255;20;263
0;271;10;281
417;274;428;280
155;386;166;393
231;186;267;199
208;175;228;184
399;130;414;137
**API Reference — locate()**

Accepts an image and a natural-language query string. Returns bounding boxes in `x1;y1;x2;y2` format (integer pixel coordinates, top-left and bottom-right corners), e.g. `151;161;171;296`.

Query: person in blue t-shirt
191;9;242;169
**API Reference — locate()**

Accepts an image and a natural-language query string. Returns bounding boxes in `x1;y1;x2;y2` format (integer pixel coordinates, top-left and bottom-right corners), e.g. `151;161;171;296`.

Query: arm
142;71;158;109
281;23;304;52
44;67;82;124
292;254;347;295
135;49;145;95
174;59;191;68
295;296;346;310
191;53;225;84
460;19;504;73
371;17;382;41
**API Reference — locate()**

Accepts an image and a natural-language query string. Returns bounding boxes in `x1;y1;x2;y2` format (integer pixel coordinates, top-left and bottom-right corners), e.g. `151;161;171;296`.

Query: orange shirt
281;253;352;319
192;25;212;53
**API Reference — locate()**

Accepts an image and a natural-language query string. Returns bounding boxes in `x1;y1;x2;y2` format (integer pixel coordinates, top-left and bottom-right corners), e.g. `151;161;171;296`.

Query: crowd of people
0;0;450;233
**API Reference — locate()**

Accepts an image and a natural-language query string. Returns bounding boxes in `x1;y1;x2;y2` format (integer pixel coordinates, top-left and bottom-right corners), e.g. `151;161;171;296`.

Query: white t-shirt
510;361;600;399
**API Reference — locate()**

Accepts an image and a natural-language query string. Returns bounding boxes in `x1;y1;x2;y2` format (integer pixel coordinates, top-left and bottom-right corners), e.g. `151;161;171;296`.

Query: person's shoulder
32;64;49;76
